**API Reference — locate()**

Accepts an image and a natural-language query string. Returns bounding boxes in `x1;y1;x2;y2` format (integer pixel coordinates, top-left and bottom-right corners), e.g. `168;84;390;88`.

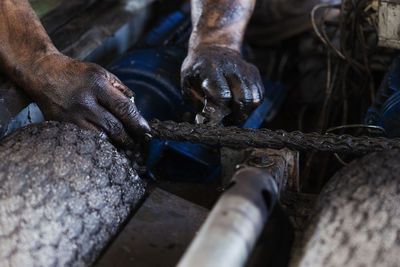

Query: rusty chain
150;120;400;154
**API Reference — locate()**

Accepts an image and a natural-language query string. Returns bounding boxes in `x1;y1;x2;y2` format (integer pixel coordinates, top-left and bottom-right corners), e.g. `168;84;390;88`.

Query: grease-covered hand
181;46;264;125
25;54;150;148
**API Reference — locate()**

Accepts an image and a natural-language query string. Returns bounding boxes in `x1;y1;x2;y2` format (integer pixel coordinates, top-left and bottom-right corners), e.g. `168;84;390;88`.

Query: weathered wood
0;0;155;125
40;0;98;35
50;0;155;60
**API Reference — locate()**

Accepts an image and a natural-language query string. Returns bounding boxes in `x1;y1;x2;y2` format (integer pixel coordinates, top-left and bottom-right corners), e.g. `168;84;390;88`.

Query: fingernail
140;118;152;132
144;132;153;142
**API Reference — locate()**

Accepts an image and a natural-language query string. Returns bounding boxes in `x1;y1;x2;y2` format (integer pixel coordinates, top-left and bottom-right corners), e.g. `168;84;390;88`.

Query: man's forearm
0;0;59;86
0;0;152;146
189;0;256;52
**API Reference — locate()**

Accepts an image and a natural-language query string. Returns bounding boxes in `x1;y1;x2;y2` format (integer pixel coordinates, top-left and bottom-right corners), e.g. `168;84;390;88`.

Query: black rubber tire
0;122;145;267
290;150;400;267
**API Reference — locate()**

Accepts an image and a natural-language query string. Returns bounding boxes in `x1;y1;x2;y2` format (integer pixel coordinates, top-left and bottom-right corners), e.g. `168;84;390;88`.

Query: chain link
150;120;400;154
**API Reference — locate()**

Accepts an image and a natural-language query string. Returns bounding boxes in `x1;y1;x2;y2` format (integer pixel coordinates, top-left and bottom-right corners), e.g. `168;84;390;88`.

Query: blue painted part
365;107;382;127
0;103;44;138
108;10;286;183
1;9;286;183
146;139;220;182
366;54;400;137
109;47;191;121
145;11;187;47
380;91;400;137
243;79;285;129
110;46;284;182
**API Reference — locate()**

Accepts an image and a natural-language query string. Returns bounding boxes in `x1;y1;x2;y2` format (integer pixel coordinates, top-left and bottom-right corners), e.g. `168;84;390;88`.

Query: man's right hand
26;54;151;148
181;46;264;125
183;0;259;125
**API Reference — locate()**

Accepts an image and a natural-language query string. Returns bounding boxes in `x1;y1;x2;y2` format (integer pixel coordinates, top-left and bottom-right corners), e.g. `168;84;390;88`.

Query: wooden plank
52;0;148;60
0;0;155;125
40;0;98;34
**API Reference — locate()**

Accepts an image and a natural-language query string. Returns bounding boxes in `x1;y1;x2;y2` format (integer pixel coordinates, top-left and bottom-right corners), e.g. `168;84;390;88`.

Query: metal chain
150;120;400;154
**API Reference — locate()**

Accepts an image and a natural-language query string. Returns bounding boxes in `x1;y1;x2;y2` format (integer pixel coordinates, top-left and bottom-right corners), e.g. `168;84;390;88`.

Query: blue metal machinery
109;11;285;182
366;55;400;137
0;10;285;183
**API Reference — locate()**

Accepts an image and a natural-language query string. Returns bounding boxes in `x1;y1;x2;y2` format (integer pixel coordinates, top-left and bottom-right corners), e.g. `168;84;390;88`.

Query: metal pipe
177;167;279;267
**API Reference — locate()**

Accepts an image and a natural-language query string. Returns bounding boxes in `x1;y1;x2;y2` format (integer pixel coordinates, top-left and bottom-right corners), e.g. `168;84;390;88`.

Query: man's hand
0;0;150;148
184;0;261;125
181;46;264;124
26;54;151;148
